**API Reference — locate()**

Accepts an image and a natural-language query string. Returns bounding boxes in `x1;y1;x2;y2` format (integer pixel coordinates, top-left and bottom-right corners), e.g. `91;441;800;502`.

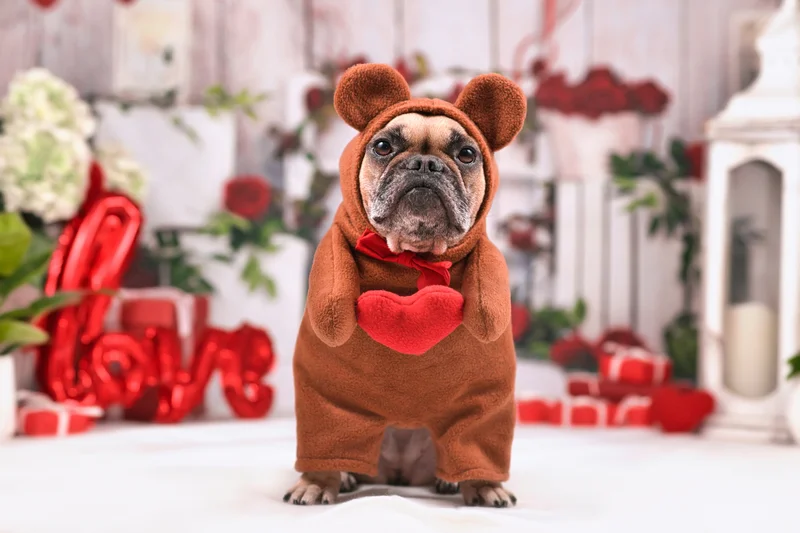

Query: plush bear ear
455;74;527;151
334;63;411;131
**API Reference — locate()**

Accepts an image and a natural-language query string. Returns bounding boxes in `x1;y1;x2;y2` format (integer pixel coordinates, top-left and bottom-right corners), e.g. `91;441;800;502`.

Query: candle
724;302;778;398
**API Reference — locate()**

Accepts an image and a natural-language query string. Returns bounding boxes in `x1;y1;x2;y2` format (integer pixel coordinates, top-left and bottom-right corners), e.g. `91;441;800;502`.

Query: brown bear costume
293;64;527;483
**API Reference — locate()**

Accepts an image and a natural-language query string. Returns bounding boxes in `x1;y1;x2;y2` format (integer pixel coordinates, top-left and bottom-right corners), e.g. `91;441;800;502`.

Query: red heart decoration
356;285;464;355
31;0;59;9
651;385;715;433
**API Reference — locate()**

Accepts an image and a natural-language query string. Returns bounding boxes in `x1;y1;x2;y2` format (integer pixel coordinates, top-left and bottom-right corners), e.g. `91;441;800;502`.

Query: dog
285;64;526;508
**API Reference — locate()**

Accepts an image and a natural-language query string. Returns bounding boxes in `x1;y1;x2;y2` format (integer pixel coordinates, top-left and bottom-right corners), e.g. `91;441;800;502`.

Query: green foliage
788;353;800;380
517;298;587;361
0;215;85;356
203;85;268;120
612;139;702;381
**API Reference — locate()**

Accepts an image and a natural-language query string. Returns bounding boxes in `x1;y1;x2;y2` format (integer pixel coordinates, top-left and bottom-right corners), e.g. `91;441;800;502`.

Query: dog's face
358;113;486;255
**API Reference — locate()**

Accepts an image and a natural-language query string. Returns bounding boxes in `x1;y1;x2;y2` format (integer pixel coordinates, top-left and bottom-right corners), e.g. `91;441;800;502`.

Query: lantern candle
723;302;778;399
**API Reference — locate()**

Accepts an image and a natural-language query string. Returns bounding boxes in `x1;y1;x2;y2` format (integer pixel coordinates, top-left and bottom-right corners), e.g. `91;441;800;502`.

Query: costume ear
455;74;527;151
334;63;411;131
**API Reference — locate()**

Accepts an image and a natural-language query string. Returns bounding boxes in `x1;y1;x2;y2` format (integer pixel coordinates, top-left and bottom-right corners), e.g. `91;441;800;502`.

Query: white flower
93;143;148;203
0;123;91;223
1;68;96;139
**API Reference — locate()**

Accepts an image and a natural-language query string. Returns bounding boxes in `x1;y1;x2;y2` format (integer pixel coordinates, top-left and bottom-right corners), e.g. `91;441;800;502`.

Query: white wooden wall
0;0;781;352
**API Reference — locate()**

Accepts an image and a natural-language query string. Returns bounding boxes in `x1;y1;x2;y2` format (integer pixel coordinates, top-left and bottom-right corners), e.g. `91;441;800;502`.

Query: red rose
550;334;595;367
534;73;575;114
685;142;705;181
509;228;536;252
628;80;670;115
394;58;414;83
530;57;548;79
511;304;531;341
444;83;464;104
305;87;325;114
224;175;272;220
572;66;629;119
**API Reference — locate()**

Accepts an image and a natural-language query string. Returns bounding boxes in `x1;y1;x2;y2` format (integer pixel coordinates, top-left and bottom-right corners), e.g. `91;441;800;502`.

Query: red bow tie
355;230;452;289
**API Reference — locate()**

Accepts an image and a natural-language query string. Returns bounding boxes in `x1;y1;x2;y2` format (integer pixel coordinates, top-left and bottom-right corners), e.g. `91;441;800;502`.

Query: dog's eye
373;140;392;156
457;147;477;164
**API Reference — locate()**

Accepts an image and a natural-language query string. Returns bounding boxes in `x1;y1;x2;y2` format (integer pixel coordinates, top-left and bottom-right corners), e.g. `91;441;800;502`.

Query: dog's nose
405;155;445;173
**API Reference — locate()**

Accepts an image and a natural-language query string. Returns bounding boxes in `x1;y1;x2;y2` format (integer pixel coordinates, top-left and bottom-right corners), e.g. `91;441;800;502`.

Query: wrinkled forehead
373;113;474;149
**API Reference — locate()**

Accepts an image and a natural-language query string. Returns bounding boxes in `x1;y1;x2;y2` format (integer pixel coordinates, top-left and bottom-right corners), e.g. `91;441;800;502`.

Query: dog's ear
455;74;527;151
334;63;411;131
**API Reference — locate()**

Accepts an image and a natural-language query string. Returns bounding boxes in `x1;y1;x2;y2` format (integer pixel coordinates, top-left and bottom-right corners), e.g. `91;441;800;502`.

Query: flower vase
0;356;16;441
786;380;800;444
541;111;643;181
184;233;311;418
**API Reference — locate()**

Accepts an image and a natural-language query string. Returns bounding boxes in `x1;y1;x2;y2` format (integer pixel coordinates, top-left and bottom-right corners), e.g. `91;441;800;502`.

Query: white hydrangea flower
1;68;96;139
93;143;148;203
0;123;91;223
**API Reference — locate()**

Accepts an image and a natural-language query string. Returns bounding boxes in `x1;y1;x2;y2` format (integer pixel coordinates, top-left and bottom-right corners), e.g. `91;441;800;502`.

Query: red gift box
598;343;672;385
549;397;617;427
612;395;653;427
517;395;555;424
567;372;659;401
104;288;209;421
16;391;104;437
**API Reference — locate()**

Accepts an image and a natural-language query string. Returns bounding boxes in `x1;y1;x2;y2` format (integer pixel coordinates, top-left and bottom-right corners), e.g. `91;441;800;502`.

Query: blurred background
0;0;790;433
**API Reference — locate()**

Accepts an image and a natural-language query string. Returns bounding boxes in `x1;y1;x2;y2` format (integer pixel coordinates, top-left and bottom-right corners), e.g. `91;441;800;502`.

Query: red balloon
37;181;142;404
219;324;275;418
88;333;154;408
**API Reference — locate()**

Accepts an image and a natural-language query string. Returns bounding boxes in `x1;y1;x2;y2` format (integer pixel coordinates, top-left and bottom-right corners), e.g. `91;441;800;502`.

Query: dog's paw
434;478;460;495
461;481;517;508
283;472;341;505
340;472;359;493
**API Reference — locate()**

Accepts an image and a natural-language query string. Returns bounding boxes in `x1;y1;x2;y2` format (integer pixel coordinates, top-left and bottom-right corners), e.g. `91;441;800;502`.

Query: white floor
1;418;799;533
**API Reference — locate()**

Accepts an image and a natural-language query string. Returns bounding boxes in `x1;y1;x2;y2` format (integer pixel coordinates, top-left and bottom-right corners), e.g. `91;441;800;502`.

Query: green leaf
0;248;52;299
572;298;587;325
0;319;49;348
211;253;234;263
614;176;638;195
241;254;277;298
641;151;666;174
610;154;637;178
0;212;32;276
670;138;692;176
648;216;662;236
204;211;251;236
788;353;800;380
0;291;84;321
625;192;658;213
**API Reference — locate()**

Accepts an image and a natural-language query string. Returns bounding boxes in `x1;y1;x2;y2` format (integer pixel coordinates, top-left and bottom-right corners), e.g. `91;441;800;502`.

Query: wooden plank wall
0;0;781;350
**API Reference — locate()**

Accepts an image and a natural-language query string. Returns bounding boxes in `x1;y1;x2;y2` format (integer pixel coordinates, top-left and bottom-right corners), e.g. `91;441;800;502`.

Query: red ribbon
355;229;452;289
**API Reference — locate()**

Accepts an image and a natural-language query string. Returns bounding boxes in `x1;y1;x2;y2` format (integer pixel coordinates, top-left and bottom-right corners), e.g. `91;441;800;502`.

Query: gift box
549;397;617;427
517;395;555;424
104;288;209;421
612;395;653;427
16;391;104;437
567;372;659;402
598;343;672;385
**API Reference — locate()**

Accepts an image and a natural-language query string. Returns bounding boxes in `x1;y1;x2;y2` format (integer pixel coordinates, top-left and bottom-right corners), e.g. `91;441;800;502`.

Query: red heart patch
651;385;715;433
356;285;464;355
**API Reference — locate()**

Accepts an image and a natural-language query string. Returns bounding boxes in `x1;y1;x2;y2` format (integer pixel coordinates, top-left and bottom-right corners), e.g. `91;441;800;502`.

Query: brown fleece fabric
293;64;527;483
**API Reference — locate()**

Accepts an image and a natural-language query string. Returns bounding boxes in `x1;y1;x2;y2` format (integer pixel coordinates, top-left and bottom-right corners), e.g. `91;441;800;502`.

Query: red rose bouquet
532;61;671;181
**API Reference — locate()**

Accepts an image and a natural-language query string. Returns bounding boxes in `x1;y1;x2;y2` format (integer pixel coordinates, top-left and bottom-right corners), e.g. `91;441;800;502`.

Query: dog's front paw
340;472;359;493
434;478;460;495
461;481;517;508
283;472;341;505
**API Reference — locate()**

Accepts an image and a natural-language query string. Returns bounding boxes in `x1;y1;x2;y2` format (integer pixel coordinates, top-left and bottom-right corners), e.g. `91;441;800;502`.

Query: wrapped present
612;395;653;427
567;372;659;402
598;343;672;385
550;397;617;427
516;395;555;424
104;288;208;421
16;391;104;437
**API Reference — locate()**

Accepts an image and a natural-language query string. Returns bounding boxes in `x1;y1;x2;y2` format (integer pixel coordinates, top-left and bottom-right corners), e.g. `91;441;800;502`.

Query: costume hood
331;64;527;263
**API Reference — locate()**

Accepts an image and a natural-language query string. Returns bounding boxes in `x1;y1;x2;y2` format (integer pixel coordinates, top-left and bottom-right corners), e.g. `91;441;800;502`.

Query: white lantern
701;0;800;443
